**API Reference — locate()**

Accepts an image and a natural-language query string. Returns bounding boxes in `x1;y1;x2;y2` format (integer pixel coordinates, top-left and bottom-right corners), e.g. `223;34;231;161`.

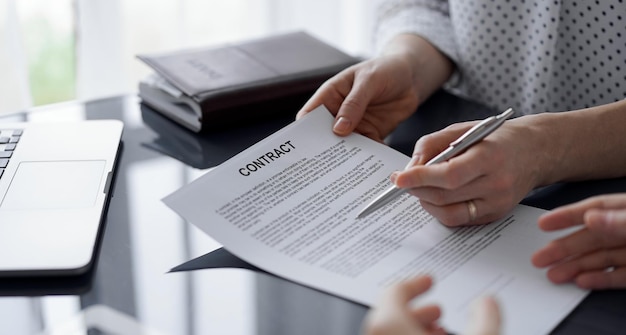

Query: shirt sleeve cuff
374;5;461;87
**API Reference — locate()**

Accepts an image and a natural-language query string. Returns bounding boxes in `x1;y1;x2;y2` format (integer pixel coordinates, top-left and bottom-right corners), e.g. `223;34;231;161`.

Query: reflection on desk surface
140;103;294;169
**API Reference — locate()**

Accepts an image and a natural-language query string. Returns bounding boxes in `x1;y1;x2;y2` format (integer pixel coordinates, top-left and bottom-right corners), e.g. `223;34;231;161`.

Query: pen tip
356;209;369;219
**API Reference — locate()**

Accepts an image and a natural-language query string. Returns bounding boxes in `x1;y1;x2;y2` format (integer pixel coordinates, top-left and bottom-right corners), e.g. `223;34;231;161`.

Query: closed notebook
137;31;359;132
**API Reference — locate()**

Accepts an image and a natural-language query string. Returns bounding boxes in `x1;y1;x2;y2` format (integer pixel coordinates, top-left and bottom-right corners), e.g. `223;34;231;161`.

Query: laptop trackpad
1;161;106;210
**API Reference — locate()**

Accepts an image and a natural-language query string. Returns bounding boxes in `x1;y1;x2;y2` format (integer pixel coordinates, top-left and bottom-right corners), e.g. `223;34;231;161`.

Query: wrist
522;110;596;186
509;113;565;188
380;34;454;104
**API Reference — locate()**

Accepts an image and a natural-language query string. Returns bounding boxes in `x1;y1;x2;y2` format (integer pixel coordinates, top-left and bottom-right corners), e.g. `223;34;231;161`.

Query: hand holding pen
358;108;516;223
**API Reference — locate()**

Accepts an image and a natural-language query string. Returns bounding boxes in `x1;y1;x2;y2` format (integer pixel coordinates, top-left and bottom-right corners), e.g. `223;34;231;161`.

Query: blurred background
0;0;376;115
1;2;377;334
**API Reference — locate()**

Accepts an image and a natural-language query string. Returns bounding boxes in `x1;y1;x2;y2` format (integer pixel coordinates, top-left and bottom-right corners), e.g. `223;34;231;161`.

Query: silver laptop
0;120;123;276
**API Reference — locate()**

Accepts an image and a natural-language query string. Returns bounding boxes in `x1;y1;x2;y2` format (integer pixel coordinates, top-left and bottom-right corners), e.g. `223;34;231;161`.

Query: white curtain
75;0;377;102
0;0;33;115
2;0;376;112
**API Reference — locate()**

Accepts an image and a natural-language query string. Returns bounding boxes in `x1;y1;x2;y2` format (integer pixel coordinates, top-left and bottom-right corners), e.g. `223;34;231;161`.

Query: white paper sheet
163;106;587;335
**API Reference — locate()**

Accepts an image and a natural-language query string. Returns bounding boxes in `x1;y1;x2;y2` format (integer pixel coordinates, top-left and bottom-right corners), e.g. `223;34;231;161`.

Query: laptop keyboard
0;129;22;179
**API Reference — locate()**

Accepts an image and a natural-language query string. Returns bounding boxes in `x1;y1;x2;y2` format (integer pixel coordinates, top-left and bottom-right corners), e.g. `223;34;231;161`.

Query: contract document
164;106;587;335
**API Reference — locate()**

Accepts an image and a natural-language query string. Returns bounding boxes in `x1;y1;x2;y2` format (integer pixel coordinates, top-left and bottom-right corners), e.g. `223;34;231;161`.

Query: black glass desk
0;91;625;335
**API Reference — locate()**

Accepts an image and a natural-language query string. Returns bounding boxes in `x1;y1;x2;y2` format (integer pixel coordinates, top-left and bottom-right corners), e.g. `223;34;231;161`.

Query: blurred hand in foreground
532;193;626;289
362;275;501;335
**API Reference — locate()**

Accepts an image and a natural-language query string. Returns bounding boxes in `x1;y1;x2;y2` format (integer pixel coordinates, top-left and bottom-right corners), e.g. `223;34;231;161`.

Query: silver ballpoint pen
356;108;515;219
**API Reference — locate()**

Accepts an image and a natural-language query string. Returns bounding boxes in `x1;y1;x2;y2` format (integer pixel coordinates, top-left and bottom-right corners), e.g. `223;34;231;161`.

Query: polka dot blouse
375;0;626;115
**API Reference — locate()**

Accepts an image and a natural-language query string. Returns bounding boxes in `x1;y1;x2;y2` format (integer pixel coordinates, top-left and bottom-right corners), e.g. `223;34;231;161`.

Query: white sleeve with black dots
375;0;626;115
374;0;460;64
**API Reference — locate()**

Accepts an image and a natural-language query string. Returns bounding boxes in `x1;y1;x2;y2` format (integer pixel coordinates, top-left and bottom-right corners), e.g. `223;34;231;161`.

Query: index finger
410;123;474;166
296;73;353;119
539;193;626;231
395;145;485;190
531;228;603;267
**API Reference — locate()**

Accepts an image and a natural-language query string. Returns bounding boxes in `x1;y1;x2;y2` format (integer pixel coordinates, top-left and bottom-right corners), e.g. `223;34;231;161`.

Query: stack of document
137;31;358;132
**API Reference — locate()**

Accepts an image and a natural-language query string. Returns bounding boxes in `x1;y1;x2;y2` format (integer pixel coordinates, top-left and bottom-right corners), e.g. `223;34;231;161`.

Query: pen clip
449;117;496;147
449;108;513;147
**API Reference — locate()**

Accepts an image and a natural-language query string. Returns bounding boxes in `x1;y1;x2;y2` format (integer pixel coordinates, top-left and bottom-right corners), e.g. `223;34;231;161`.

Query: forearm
530;100;626;185
380;33;454;106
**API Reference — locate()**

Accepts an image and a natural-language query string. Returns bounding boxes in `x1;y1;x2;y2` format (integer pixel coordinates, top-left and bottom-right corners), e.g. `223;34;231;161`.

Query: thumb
332;72;375;136
465;296;501;335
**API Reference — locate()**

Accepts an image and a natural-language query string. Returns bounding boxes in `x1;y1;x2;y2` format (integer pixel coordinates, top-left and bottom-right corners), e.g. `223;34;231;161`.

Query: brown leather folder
137;31;359;132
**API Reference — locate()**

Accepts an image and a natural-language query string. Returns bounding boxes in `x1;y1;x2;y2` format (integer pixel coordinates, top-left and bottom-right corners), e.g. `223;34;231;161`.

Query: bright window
1;0;374;114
